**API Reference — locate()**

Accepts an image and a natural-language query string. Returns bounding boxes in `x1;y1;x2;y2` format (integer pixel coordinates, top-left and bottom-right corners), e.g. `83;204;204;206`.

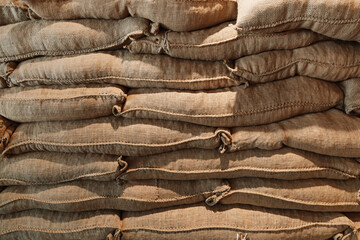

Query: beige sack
0;152;122;185
0;62;16;88
0;17;150;62
229;109;360;158
230;41;360;84
0;179;229;214
119;148;360;181
0;209;121;240
0;84;126;122
219;178;360;212
117;77;343;127
340;79;360;116
7;50;243;90
3;117;231;155
0;116;17;152
0;0;29;26
21;0;237;31
127;21;327;61
120;204;355;240
236;0;360;42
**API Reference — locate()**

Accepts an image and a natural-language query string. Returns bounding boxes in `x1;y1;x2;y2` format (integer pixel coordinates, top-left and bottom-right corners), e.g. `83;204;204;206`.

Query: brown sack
230;41;360;84
0;179;229;214
219;178;360;212
229;109;360;158
21;0;237;31
236;0;360;42
0;17;150;62
118;148;360;181
3;117;231;156
345;213;360;240
117;77;343;127
127;21;327;61
0;84;126;122
0;209;121;240
120;204;355;240
340;79;360;116
0;62;16;88
0;0;29;26
7;50;243;90
0;152;122;186
0;116;17;152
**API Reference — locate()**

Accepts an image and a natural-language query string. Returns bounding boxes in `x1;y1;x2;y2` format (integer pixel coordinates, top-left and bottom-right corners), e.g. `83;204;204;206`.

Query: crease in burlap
0;62;16;88
339;79;360;116
0;116;17;153
0;84;127;122
235;0;360;42
0;0;30;26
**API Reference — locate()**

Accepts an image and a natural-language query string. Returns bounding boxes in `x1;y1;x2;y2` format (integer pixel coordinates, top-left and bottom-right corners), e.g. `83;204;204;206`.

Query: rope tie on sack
223;60;249;88
157;30;171;54
205;182;231;206
236;233;248;240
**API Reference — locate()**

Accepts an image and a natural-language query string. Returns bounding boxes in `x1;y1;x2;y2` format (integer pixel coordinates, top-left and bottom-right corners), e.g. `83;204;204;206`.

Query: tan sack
0;0;29;26
0;62;16;88
339;79;360;116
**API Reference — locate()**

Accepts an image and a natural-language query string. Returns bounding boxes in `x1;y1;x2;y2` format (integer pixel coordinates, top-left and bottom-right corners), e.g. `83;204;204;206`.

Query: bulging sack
219;178;360;212
0;152;122;185
0;209;121;240
0;84;126;122
7;50;243;90
0;116;17;152
0;0;29;26
340;79;360;116
229;109;360;158
236;0;360;42
229;41;360;84
120;204;355;240
0;17;150;62
0;179;230;214
20;0;237;31
3;116;231;156
127;21;327;61
117;76;343;127
118;148;360;181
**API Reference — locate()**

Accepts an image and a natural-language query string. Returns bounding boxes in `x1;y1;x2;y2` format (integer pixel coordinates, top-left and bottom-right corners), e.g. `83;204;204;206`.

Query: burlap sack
229;41;360;84
345;213;360;240
127;21;327;61
0;0;29;26
229;109;360;158
7;50;244;90
120;204;355;240
218;178;360;212
0;152;122;185
0;84;126;122
118;148;360;181
0;116;17;152
236;0;360;42
3;117;231;155
340;79;360;116
117;77;343;127
0;209;121;240
21;0;237;31
0;62;16;88
0;179;230;214
0;17;150;62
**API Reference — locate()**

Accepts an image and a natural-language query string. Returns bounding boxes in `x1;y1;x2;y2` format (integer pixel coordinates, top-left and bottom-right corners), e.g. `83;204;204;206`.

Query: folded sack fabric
0;116;17;153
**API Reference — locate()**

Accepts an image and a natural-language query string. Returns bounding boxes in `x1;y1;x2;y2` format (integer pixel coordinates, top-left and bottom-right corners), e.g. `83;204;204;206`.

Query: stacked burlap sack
0;0;360;239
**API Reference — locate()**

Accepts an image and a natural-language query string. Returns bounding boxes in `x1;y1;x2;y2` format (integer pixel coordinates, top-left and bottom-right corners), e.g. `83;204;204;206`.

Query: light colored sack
118;148;360;181
0;179;230;214
0;116;17;152
120;203;356;240
3;117;231;156
0;84;126;122
236;0;360;42
0;209;121;240
0;0;29;26
0;62;16;88
127;21;327;61
7;50;243;90
229;109;360;158
117;76;343;127
0;152;122;185
229;41;360;84
21;0;237;31
340;79;360;116
219;178;360;212
0;17;150;62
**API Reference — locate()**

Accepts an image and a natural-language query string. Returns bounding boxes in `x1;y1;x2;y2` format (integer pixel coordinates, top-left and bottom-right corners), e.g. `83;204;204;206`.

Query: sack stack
0;0;360;239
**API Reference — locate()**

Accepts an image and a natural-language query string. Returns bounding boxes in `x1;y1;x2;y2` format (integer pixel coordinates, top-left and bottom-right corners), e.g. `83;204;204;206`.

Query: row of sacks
1;0;360;41
1;109;360;158
2;204;359;240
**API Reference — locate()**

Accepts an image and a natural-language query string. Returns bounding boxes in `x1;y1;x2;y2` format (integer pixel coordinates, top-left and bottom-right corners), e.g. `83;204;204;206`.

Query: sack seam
0;225;118;235
0;94;125;101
